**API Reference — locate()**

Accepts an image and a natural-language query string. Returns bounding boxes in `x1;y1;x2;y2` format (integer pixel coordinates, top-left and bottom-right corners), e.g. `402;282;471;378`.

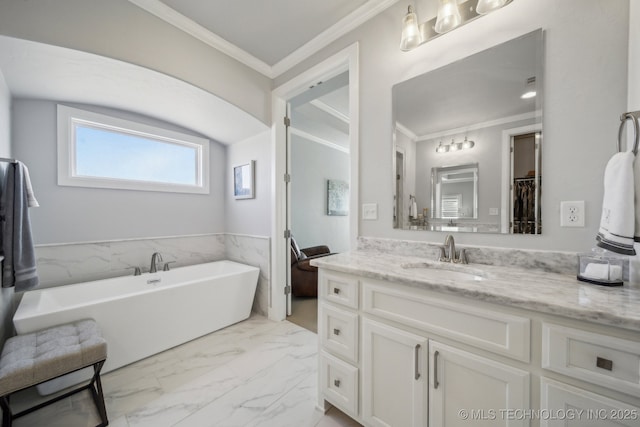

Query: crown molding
290;127;350;154
395;121;418;140
270;0;399;77
416;110;542;142
127;0;273;76
310;99;350;124
128;0;398;79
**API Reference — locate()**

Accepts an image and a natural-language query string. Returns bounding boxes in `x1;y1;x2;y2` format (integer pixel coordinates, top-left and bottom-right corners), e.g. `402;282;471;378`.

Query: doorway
270;43;359;323
287;72;351;332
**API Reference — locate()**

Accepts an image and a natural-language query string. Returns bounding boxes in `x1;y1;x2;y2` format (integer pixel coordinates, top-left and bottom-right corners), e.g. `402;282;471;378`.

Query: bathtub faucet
150;252;163;273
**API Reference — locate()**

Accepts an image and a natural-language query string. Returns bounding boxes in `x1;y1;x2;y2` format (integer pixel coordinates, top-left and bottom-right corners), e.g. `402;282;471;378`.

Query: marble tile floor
10;315;362;427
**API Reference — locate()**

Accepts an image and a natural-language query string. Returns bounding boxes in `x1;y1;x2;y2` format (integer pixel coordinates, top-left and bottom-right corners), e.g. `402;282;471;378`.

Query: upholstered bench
0;319;108;427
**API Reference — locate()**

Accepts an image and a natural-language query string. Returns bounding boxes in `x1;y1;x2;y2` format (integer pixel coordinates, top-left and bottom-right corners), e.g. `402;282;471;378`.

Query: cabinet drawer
320;351;358;417
319;271;359;309
320;304;358;363
541;377;640;427
362;280;530;362
542;323;640;397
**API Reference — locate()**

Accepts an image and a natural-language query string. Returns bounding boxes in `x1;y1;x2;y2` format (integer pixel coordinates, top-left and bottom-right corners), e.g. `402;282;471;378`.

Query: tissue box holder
577;253;628;287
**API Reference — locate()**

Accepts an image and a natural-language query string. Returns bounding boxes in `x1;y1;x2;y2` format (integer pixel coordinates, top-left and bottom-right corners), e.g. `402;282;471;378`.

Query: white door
429;341;530;427
362;318;428;427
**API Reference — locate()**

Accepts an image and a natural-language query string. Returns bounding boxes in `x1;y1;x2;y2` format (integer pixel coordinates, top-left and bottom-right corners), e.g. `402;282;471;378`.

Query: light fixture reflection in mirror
400;0;514;51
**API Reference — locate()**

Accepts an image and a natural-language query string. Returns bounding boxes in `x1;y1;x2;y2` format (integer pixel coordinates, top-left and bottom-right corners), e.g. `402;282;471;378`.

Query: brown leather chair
290;237;333;297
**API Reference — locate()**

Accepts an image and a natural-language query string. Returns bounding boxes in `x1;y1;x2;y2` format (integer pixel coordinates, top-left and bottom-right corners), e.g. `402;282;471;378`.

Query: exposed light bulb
462;137;475;149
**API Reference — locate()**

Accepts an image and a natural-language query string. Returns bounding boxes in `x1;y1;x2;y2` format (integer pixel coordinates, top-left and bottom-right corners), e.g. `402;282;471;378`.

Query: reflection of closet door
510;131;542;234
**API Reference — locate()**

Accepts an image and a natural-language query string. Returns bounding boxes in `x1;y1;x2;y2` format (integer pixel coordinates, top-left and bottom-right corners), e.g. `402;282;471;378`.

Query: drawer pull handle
333;328;341;336
333;288;341;295
334;379;341;387
433;350;440;389
596;356;613;371
414;344;421;380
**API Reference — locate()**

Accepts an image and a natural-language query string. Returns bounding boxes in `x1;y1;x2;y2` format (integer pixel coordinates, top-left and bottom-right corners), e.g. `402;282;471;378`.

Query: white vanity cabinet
317;267;640;427
318;269;532;426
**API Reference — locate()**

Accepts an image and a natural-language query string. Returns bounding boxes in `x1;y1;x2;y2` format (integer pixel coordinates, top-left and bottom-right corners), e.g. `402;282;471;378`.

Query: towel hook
618;112;640;155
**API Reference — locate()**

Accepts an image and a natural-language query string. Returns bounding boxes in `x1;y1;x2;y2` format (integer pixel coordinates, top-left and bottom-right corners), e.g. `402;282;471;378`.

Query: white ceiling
128;0;398;78
394;30;542;138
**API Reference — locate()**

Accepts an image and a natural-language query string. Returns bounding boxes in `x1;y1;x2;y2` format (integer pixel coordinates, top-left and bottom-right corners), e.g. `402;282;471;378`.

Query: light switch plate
362;203;378;220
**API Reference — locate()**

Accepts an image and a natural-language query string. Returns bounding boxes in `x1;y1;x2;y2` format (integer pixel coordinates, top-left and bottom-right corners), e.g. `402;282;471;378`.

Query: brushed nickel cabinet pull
434;350;440;389
334;379;341;387
596;356;613;371
414;344;421;380
333;328;341;336
333;287;341;295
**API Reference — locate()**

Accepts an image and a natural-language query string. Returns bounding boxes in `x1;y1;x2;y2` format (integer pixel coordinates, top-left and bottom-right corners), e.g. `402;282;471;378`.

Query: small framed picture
327;179;349;216
233;161;255;199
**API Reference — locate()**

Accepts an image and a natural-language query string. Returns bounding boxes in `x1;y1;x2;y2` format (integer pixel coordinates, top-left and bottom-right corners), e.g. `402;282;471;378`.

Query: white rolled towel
583;263;623;281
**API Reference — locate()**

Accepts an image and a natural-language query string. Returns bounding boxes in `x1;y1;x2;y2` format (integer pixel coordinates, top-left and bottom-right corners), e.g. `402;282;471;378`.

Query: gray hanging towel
0;161;39;291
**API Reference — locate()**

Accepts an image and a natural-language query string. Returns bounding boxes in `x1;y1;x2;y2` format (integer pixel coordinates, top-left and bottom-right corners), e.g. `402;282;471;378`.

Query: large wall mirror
393;29;544;234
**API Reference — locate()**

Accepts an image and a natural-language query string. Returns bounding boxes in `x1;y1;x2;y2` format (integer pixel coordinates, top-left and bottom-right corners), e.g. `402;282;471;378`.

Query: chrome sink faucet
439;235;468;264
150;252;163;273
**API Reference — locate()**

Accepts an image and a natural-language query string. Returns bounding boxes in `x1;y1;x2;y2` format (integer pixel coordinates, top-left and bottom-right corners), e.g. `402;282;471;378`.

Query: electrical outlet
560;201;585;227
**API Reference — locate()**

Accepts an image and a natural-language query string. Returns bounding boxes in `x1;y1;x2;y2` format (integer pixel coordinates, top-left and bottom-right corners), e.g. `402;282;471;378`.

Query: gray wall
12;99;227;244
291;134;350;253
225;130;272;237
276;0;629;252
0;0;271;125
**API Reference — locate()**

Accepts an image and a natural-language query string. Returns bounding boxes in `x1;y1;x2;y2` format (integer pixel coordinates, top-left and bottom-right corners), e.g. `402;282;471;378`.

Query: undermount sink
401;262;487;281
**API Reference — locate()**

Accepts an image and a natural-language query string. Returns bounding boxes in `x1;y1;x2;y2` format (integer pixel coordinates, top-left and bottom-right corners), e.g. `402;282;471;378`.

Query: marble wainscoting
225;234;271;317
35;234;227;288
33;233;271;316
357;236;578;275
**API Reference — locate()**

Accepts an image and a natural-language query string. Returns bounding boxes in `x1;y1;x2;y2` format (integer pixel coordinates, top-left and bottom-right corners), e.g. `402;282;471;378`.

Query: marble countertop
311;250;640;331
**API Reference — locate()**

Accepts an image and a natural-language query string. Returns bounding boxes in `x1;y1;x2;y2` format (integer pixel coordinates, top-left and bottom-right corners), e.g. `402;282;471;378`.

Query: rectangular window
58;105;210;194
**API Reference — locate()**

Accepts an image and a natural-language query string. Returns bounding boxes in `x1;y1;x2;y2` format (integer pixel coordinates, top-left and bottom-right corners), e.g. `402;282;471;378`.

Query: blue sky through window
75;125;198;186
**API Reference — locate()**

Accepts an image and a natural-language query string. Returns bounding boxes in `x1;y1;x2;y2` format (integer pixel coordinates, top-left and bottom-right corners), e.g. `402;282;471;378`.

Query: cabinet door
429;341;530;427
541;377;640;427
362;318;428;427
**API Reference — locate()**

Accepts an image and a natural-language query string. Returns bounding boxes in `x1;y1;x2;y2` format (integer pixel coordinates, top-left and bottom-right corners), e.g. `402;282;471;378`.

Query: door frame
270;43;360;321
500;123;542;234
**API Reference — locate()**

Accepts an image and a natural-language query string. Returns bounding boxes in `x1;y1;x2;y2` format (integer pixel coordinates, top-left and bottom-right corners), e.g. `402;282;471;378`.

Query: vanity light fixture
400;5;423;51
461;136;475;149
435;137;475;153
476;0;509;14
521;76;537;99
434;0;462;34
435;140;450;153
400;0;513;51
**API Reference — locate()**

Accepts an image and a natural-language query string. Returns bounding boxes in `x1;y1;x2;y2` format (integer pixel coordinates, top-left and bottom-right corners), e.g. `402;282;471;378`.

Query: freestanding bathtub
13;260;259;394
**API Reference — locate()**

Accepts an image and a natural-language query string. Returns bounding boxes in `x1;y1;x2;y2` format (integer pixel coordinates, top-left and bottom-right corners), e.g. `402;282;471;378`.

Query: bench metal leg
0;395;12;427
0;359;109;427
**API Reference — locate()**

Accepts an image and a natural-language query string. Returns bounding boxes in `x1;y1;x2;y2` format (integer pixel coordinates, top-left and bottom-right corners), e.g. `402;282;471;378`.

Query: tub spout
150;252;163;273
